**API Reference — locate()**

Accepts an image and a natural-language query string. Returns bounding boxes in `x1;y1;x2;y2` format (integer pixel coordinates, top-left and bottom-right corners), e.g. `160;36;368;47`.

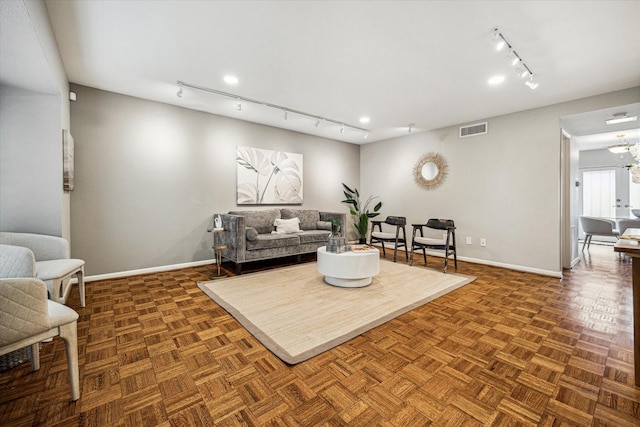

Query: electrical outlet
480;238;487;247
466;236;472;245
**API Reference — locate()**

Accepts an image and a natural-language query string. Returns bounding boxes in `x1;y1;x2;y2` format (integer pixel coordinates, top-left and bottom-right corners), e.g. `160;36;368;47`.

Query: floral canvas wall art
236;146;303;204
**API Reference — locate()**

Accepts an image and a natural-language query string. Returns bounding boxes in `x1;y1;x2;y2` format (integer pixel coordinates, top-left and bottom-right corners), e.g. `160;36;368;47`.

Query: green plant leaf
342;183;355;194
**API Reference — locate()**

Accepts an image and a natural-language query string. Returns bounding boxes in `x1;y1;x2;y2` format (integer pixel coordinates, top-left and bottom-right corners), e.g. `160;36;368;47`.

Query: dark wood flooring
1;244;639;426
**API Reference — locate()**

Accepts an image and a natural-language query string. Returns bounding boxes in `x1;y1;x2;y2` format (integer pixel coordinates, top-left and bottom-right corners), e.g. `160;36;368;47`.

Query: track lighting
408;123;414;134
515;67;529;78
506;49;520;66
525;77;539;90
491;28;538;90
175;81;370;135
493;28;506;51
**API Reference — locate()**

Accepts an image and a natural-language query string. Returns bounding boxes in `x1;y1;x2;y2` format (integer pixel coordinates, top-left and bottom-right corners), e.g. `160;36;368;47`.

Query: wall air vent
459;122;488;138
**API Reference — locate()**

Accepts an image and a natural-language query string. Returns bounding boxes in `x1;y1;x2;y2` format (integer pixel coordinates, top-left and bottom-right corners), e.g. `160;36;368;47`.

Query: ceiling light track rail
177;80;370;133
493;27;538;89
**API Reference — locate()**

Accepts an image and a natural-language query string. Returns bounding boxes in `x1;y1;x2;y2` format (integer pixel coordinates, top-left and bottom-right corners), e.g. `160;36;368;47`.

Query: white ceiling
3;1;640;145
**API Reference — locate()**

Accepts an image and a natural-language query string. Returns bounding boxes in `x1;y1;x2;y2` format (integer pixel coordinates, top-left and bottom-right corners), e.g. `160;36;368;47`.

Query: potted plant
341;183;382;244
328;219;342;237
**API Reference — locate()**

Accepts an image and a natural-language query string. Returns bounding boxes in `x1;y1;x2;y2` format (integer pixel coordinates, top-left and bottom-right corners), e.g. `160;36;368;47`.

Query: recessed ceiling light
488;75;505;85
223;75;239;85
359;116;370;124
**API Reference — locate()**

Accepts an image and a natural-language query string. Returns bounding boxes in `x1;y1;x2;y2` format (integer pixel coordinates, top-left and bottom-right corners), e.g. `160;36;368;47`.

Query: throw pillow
272;217;302;234
316;221;332;231
246;227;259;241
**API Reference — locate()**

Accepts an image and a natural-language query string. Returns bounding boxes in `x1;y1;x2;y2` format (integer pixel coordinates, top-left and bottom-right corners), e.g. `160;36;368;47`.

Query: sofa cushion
280;209;320;231
246;233;301;251
316;221;332;231
298;230;331;244
229;208;281;234
273;217;302;234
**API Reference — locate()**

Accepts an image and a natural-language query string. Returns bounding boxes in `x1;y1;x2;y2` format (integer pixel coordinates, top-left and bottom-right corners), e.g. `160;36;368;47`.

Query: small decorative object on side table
209;215;228;279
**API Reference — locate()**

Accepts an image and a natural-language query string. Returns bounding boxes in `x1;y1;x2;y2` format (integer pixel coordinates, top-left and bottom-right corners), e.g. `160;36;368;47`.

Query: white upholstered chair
0;244;80;401
0;232;85;307
618;219;640;235
579;216;619;251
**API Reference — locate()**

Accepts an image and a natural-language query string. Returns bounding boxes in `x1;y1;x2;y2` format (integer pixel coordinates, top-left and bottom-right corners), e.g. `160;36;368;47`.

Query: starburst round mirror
413;152;448;190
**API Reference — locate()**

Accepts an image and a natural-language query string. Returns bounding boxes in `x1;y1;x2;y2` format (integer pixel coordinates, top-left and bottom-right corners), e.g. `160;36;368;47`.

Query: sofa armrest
319;212;346;237
214;214;246;263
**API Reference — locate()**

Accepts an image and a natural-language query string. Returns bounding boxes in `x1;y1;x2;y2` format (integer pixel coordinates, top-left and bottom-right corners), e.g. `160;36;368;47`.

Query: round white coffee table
317;246;380;287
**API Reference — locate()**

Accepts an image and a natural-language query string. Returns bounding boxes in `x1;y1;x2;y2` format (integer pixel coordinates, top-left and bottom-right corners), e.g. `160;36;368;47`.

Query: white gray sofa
214;208;346;272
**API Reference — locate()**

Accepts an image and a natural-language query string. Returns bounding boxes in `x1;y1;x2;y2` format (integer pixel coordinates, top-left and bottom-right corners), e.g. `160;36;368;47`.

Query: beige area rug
198;260;475;364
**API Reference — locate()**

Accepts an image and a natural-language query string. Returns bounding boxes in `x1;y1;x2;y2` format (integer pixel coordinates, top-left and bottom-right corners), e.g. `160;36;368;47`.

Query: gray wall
70;85;360;275
359;87;640;276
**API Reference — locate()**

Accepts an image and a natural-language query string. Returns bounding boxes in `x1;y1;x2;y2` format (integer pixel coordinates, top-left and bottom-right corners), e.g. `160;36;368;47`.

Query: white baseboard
84;246;563;283
371;243;562;278
84;259;215;282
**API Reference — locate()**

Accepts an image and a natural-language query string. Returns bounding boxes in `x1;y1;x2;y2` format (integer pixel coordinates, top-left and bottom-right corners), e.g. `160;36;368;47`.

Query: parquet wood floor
1;245;639;426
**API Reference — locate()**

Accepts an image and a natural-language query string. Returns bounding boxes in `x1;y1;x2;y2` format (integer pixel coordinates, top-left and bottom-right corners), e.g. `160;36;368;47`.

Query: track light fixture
408;123;414;134
492;28;538;90
176;81;369;136
177;85;184;98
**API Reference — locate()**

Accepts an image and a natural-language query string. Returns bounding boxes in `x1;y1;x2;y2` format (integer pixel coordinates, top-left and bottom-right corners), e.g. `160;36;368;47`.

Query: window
582;169;616;218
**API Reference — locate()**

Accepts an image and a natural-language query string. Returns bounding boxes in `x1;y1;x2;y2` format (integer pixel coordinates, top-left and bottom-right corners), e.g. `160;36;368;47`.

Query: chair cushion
371;232;398;240
35;259;84;281
0;245;35;278
414;236;446;246
47;300;79;326
0;278;51;346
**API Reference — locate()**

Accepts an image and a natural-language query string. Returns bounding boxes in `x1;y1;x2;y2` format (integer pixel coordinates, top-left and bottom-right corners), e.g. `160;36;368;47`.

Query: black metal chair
370;216;408;262
410;218;457;272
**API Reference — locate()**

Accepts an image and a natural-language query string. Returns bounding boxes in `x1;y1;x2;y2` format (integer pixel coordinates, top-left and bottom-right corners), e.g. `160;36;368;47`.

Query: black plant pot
358;237;367;244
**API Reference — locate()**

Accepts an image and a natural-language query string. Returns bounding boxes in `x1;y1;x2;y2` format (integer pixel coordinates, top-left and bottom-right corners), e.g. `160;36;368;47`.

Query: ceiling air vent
459;122;488;138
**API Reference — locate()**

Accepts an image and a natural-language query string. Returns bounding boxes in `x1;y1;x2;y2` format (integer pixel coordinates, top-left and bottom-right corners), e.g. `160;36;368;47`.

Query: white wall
70;85;360;275
0;86;63;235
0;0;71;239
360;87;640;276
